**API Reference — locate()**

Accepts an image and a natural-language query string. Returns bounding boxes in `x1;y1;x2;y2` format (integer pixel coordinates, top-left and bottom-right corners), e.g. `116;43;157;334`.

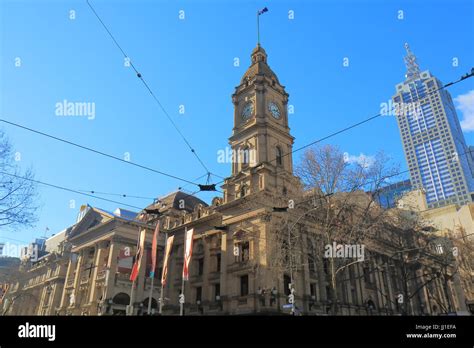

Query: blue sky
1;0;473;248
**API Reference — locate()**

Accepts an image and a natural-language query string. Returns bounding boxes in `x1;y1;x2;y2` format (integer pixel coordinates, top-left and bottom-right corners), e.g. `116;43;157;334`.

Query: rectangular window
310;283;316;299
242;242;250;262
216;253;221;272
363;266;372;284
323;258;329;275
308;254;316;275
237;241;250;262
240;275;249;296
214;283;220;300
283;274;291;296
196;286;202;303
197;258;204;276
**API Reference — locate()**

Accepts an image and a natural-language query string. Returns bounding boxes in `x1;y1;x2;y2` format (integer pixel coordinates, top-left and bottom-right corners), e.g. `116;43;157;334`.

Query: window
310;283;316;299
283;274;291;296
214;283;221;300
363;266;372;284
235;241;250;262
241;147;250;167
322;258;329;275
240;275;249;296
240;185;247;197
308;254;316;275
197;258;204;276
276;146;283;166
216;253;221;272
240;241;250;262
196;287;202;303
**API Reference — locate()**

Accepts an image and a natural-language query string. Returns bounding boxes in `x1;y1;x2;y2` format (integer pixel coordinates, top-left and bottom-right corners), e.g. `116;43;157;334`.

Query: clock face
241;102;254;120
268;102;281;119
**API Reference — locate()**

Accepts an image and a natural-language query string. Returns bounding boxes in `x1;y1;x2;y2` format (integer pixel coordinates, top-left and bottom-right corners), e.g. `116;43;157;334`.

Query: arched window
113;292;130;306
142;297;158;309
240;185;247;197
276;146;283;166
241;147;250;167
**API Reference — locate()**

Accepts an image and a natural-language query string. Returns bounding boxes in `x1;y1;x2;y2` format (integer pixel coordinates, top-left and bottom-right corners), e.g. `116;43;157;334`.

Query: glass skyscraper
392;44;474;209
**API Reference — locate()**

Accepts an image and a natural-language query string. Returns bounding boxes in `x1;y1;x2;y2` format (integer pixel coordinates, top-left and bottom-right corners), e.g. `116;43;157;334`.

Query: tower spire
404;42;421;81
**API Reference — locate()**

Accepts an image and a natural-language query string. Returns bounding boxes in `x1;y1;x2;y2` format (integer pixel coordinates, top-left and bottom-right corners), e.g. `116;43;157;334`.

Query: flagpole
257;10;260;45
128;225;140;316
180;227;187;316
147;222;159;315
159;231;168;315
128;278;136;316
128;215;146;316
147;271;155;315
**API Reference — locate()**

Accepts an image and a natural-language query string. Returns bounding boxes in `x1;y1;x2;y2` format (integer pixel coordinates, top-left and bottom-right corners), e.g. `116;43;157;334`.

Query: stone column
344;267;352;309
88;241;108;311
70;250;84;313
103;240;122;303
452;272;468;312
220;231;228;312
202;237;210;306
59;255;76;309
384;263;395;312
37;286;47;315
373;258;384;310
356;263;366;305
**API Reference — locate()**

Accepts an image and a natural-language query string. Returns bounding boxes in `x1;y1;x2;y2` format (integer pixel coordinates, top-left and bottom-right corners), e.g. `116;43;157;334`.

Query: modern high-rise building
373;179;412;209
392;43;474;209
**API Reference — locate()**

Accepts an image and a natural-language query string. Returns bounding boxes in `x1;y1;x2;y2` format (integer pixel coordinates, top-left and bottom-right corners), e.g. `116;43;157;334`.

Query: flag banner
258;7;268;15
149;223;160;278
182;228;194;281
161;235;174;286
117;247;134;273
130;227;146;282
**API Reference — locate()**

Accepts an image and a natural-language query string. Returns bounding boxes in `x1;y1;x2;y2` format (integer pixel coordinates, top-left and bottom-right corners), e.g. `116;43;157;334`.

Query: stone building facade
3;229;71;315
1;44;469;316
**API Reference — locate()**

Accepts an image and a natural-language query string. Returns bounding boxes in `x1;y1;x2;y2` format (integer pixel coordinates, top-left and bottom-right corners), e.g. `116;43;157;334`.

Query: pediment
69;208;112;239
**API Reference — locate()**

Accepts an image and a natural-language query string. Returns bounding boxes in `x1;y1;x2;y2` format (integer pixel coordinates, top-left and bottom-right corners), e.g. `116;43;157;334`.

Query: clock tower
222;44;299;202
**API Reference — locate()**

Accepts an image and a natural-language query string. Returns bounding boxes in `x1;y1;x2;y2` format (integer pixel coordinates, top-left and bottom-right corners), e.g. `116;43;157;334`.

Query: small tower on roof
404;43;421;81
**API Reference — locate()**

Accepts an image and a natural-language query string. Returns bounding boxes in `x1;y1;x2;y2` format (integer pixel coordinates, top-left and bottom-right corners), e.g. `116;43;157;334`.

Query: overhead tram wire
78;190;156;201
0;118;200;187
0;170;145;211
85;0;215;180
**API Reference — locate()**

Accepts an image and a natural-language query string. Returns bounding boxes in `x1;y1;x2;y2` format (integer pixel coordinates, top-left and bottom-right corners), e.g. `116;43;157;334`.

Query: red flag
182;228;194;281
161;235;174;286
130;228;146;282
149;223;160;278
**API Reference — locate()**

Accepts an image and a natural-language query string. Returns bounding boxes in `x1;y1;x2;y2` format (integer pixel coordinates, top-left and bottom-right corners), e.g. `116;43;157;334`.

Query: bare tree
294;144;399;314
0;129;38;230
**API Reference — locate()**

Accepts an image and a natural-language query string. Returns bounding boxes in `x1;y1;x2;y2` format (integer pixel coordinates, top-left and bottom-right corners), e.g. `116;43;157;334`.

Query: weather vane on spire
404;43;421;81
257;7;268;45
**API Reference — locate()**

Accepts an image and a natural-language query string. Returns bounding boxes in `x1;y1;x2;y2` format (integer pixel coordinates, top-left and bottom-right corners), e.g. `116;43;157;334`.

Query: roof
240;44;280;85
94;207;138;222
44;229;68;253
146;190;208;213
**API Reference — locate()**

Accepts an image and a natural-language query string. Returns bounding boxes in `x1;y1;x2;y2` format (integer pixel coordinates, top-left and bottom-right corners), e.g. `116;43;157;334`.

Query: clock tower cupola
222;44;298;202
